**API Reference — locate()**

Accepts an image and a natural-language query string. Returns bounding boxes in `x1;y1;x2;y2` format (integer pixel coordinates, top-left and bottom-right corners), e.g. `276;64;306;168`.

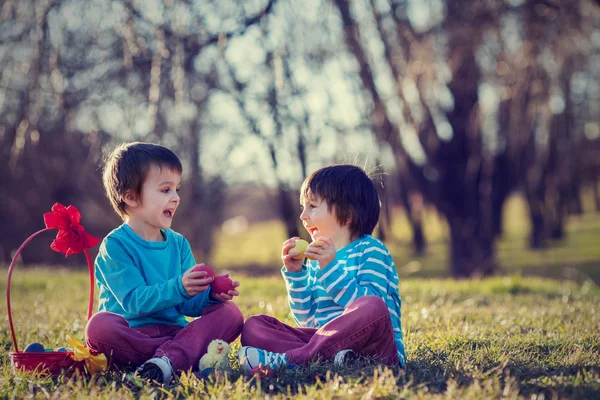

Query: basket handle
7;228;95;353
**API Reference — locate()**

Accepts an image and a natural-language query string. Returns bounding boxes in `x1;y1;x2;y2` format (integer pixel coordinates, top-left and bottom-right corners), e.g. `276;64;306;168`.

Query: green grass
1;194;599;398
1;269;599;399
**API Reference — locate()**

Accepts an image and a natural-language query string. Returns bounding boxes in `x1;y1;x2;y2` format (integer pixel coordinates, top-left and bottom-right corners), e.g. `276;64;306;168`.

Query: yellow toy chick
199;339;230;375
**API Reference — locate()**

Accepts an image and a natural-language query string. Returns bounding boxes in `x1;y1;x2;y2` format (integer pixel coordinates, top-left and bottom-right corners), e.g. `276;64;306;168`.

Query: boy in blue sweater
85;142;243;384
238;165;405;372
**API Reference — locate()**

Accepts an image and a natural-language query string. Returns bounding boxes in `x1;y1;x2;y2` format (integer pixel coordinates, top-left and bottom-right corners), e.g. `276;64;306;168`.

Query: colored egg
211;276;235;295
55;347;68;352
289;239;309;260
24;342;45;352
193;265;215;279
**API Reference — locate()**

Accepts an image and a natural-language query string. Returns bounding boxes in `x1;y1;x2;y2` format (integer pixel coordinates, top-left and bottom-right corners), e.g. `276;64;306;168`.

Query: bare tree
0;0;280;263
332;0;598;276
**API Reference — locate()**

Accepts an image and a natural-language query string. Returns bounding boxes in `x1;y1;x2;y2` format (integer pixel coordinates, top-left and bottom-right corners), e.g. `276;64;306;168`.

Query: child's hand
182;264;214;297
282;237;304;272
210;273;240;302
305;236;335;269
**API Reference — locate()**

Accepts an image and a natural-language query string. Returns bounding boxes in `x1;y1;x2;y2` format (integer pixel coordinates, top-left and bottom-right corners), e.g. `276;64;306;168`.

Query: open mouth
163;209;174;218
306;226;319;236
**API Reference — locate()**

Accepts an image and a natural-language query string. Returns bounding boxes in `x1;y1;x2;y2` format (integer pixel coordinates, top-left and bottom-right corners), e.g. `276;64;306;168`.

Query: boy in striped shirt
238;165;405;373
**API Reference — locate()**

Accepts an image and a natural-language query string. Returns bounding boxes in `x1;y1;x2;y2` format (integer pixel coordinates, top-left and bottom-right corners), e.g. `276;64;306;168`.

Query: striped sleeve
281;265;316;327
316;241;393;308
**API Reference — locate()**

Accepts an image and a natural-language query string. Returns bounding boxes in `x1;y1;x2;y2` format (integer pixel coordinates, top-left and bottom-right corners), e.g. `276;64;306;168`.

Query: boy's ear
344;215;353;227
344;209;354;227
122;191;139;209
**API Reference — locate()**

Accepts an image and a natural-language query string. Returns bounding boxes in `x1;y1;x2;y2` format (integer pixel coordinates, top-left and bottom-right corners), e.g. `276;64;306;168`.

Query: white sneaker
137;356;173;385
333;349;357;367
237;346;288;373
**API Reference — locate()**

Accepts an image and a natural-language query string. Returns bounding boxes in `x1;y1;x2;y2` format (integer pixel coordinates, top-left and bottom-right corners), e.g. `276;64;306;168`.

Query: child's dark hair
102;142;182;219
300;165;380;239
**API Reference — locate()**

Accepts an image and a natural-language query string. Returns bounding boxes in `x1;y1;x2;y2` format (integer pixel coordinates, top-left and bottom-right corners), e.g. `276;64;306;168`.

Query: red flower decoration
43;203;101;256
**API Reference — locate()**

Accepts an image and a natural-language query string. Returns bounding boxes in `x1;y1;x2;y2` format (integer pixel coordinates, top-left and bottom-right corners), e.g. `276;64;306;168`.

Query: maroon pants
85;302;243;372
241;296;398;365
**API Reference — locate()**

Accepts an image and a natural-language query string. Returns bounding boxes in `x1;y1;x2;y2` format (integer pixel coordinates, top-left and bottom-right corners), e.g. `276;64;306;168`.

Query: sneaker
238;346;288;373
333;349;357;367
137;356;173;385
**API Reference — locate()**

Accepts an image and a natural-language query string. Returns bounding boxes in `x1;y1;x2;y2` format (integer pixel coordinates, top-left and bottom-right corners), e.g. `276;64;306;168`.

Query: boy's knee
241;315;266;346
85;312;128;340
222;301;244;328
243;315;263;330
352;296;388;318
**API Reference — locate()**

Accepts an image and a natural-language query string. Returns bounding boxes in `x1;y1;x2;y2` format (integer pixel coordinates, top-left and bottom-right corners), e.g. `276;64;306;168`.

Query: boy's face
124;165;181;239
300;195;348;241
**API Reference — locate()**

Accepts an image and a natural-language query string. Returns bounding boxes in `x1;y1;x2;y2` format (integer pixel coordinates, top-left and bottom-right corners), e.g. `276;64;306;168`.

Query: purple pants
241;296;399;365
85;301;244;372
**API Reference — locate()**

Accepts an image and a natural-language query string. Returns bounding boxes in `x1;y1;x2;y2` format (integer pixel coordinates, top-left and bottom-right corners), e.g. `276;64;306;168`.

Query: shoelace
263;351;286;367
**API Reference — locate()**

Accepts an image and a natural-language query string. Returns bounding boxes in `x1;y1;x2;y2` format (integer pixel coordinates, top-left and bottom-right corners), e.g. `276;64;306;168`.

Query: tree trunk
595;173;600;212
567;179;583;215
410;215;426;257
443;2;495;276
448;217;495;278
181;119;216;262
526;183;548;249
529;211;546;248
401;191;426;256
278;185;300;239
492;197;506;239
491;182;512;239
550;208;565;240
375;166;394;243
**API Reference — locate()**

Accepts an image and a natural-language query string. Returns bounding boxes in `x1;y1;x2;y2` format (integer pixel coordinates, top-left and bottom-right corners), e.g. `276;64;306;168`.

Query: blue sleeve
95;238;191;317
175;237;220;316
281;264;316;327
316;241;394;307
176;289;221;317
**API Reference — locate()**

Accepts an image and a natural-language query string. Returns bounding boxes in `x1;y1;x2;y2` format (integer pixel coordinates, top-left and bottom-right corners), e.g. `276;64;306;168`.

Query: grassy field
1;195;599;398
1;270;599;399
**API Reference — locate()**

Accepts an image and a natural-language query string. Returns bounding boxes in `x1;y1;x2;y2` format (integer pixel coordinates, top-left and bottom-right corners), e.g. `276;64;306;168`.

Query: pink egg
193;265;215;279
211;276;234;294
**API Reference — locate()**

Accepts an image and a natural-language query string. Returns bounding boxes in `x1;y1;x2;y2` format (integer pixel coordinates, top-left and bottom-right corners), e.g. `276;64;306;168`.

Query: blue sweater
282;235;405;366
95;224;217;328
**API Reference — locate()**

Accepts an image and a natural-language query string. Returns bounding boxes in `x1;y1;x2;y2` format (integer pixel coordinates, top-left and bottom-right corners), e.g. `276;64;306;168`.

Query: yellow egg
290;239;309;260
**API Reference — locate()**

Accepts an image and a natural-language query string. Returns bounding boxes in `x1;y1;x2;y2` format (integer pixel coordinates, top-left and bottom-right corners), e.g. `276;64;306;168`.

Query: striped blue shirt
281;234;405;366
